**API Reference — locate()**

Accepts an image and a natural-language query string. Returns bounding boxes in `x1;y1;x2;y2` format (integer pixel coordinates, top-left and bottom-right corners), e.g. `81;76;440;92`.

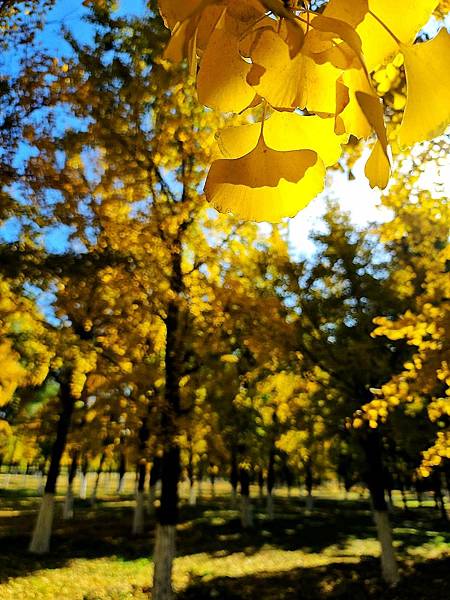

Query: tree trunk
79;456;88;499
188;480;197;506
267;447;275;519
133;461;146;535
258;470;264;500
153;524;176;600
90;452;105;506
152;445;180;600
187;447;196;505
29;381;74;554
196;460;204;501
36;469;44;495
117;452;126;494
148;457;161;513
152;250;183;600
230;448;239;507
63;450;78;520
431;470;448;521
362;431;399;585
209;466;216;498
240;467;253;528
305;459;314;511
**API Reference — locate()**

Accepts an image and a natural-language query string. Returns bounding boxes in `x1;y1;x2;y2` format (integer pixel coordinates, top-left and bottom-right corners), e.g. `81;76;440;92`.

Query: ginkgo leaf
355;91;390;188
325;0;439;71
214;112;347;166
247;28;304;109
205;138;326;222
263;112;348;167
164;5;223;64
398;29;450;147
158;0;204;30
214;122;261;160
324;0;369;27
299;39;346;114
365;140;390;189
336;68;373;138
368;0;439;45
310;14;364;65
164;18;198;63
355;91;388;148
197;14;256;112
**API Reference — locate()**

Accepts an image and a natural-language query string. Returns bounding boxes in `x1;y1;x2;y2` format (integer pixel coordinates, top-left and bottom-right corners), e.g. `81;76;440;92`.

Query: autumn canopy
158;0;450;221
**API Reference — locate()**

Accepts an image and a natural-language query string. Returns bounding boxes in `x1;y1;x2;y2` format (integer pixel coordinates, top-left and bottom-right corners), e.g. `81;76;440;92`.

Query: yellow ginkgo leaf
355;91;390;188
197;14;256;112
164;18;198;64
164;6;222;67
263;112;349;166
355;90;390;188
299;50;345;115
324;0;369;27
247;27;304;109
398;29;450;147
295;28;348;114
158;0;204;29
338;68;373;139
368;0;439;46
204;138;326;222
310;14;364;65
364;140;390;189
214;112;348;166
214;122;260;160
325;0;439;71
355;91;388;148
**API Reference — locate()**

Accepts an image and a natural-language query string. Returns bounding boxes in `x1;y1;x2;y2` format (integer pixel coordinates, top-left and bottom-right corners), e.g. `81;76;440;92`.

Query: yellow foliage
158;0;449;221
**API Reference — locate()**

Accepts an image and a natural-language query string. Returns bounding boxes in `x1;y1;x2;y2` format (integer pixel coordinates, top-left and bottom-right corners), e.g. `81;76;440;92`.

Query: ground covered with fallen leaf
0;477;449;599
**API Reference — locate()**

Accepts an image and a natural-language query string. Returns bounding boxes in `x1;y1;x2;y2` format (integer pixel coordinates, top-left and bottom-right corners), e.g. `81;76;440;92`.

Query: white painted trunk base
117;474;125;494
373;510;399;585
241;496;253;528
29;493;54;554
266;493;274;520
63;485;74;520
132;491;145;535
152;524;176;600
79;473;88;499
188;484;197;506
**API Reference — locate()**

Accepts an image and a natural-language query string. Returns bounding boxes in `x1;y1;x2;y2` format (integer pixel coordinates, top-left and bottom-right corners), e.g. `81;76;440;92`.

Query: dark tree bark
117;451;126;492
230;448;239;493
45;381;75;495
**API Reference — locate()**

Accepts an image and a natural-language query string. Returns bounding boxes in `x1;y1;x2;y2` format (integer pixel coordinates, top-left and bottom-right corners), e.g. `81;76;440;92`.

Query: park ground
0;475;449;599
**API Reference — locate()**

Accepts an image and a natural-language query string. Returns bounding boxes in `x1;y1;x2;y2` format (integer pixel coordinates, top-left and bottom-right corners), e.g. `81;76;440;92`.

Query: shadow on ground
177;555;450;600
0;489;448;589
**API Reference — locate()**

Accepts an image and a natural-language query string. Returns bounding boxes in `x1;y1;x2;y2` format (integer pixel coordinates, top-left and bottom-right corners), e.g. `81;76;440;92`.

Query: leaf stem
368;10;401;45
